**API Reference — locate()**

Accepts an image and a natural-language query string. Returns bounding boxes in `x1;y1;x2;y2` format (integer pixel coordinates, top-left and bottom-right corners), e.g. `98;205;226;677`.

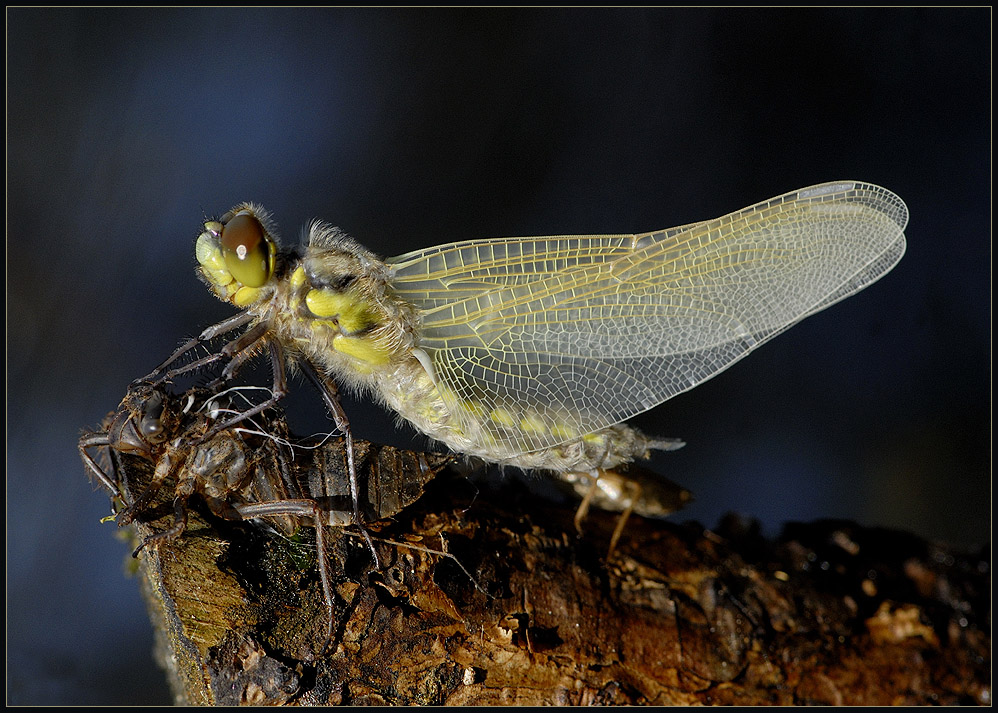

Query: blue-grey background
7;8;989;705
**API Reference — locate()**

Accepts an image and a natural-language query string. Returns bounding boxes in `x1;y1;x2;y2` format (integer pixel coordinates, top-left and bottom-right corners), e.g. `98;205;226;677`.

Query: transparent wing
388;219;712;309
387;181;908;457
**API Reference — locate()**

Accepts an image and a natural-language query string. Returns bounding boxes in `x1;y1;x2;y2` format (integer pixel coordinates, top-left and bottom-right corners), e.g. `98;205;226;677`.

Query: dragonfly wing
389;181;907;457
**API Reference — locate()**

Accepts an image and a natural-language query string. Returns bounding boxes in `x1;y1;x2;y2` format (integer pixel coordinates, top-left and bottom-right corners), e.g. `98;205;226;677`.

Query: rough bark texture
114;454;990;706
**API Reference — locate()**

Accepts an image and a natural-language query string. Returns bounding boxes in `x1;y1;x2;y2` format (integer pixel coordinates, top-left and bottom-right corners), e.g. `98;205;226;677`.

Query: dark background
7;8;989;705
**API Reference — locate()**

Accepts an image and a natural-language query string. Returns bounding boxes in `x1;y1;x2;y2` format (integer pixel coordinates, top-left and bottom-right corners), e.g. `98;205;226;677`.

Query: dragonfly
79;382;454;648
144;181;907;526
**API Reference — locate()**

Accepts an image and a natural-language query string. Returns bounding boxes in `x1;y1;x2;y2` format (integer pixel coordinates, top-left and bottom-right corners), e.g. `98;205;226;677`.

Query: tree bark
115;452;990;706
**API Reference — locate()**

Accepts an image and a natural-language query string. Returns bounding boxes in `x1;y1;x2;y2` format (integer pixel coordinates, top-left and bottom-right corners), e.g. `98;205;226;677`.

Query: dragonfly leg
133;496;191;557
136;310;256;386
199;337;288;442
210;321;272;386
235;499;337;656
78;433;122;497
297;359;381;570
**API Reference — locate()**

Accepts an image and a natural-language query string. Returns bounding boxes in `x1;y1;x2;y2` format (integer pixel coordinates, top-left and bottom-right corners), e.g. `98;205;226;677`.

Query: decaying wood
115;452;990;706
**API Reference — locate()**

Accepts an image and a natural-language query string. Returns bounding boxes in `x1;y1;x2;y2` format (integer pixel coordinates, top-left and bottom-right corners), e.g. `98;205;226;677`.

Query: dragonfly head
196;203;279;307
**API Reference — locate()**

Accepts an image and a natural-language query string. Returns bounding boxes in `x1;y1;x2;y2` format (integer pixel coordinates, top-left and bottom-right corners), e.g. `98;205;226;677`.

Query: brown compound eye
221;210;273;287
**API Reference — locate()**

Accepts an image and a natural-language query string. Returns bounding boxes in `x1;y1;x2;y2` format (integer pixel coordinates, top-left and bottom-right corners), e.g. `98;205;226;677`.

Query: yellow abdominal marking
489;408;517;428
519;414;548;435
551;422;579;441
459;400;487;421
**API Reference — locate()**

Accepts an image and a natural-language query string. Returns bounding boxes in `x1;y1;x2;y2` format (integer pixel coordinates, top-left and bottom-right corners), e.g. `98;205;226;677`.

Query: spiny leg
296;359;380;570
235;499;338;656
79;433;123;497
184;332;382;572
155;319;272;389
136;310;256;387
208;321;273;386
133;496;192;557
200;337;288;442
172;326;379;569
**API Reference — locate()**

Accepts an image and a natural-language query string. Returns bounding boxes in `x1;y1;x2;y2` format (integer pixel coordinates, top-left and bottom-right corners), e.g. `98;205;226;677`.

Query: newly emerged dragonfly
79;382;454;646
150;181;907;511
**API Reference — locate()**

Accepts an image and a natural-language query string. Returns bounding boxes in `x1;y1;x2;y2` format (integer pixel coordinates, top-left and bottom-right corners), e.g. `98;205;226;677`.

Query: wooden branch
117;457;990;706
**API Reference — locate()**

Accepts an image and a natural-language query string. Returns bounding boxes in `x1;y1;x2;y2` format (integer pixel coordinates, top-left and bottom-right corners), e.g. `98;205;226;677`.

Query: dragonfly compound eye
221;210;274;288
